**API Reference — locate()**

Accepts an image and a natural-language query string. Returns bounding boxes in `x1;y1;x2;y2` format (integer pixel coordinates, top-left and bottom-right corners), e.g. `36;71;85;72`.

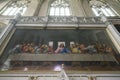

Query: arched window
90;0;118;17
49;0;71;16
0;0;30;16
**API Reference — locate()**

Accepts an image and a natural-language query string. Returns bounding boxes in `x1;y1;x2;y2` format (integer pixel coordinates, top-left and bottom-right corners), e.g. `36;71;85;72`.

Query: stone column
23;0;39;16
69;0;85;17
38;0;50;16
0;0;10;10
105;0;120;16
34;0;44;16
101;16;120;53
82;0;95;17
0;15;19;64
106;23;120;53
1;59;11;71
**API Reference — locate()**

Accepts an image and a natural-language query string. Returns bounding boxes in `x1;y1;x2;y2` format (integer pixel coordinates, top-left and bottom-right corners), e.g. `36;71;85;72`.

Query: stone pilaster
82;0;95;17
23;0;39;16
105;0;120;16
38;0;50;16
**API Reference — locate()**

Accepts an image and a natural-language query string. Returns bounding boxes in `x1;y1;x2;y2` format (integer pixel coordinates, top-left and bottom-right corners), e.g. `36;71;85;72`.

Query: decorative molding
1;16;120;26
17;16;104;25
28;76;38;80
